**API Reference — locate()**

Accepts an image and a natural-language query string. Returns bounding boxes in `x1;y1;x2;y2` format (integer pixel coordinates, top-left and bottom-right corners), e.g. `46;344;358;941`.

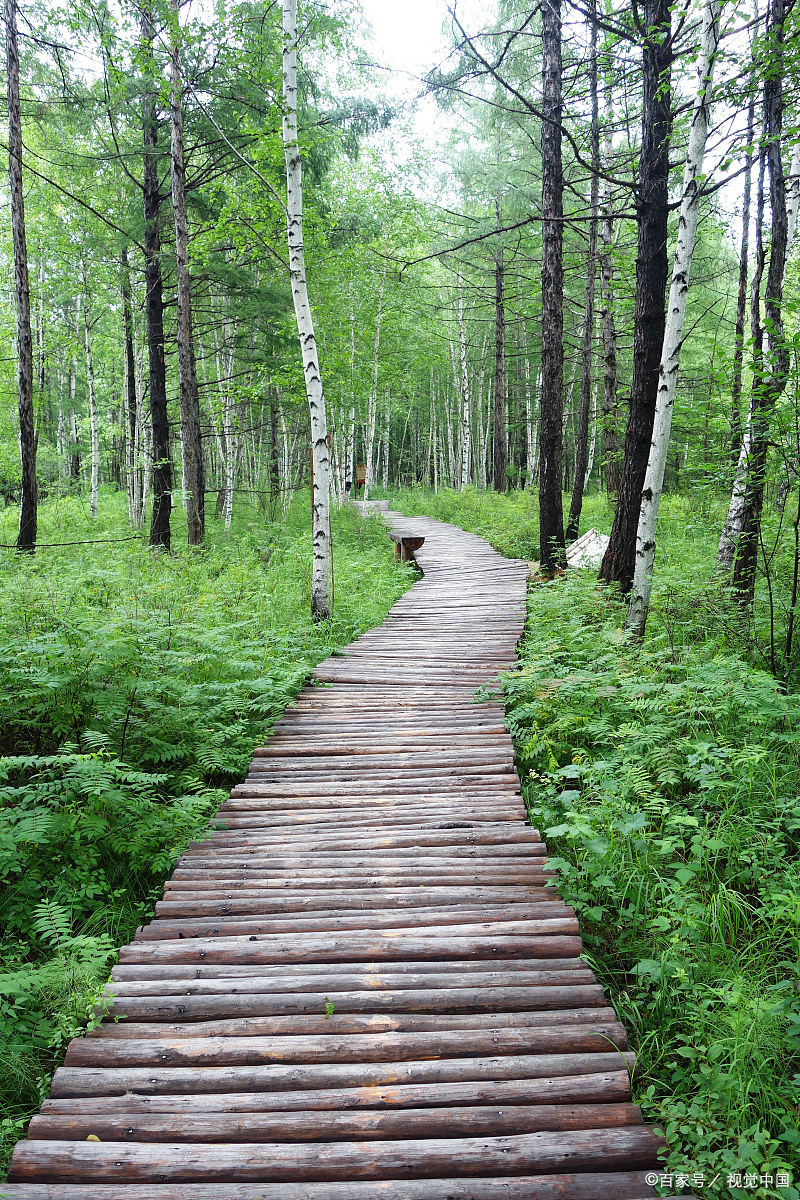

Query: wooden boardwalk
6;514;666;1199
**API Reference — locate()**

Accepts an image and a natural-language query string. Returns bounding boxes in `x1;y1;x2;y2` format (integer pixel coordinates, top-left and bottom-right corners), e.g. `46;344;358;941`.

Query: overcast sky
358;0;451;79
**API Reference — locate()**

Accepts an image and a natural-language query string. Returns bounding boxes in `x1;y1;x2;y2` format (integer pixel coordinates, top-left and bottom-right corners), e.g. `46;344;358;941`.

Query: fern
31;901;72;949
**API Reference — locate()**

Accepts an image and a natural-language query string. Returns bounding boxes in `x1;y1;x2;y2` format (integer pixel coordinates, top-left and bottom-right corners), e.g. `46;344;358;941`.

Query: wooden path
6;514;667;1199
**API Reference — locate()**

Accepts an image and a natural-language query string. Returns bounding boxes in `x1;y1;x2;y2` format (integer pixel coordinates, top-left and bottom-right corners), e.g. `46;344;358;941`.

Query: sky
359;0;451;81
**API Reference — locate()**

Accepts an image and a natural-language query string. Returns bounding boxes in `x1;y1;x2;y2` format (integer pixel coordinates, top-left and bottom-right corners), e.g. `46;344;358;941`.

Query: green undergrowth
500;570;800;1199
0;490;413;1172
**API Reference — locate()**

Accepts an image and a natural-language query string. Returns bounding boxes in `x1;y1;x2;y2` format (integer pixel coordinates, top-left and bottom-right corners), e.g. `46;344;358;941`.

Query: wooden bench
388;530;425;561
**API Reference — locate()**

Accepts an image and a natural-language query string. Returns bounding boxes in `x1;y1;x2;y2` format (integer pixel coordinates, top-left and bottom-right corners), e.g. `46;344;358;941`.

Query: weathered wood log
189;829;541;850
65;1024;628;1067
167;873;558;889
85;1007;621;1039
136;905;573;939
152;888;556;916
109;956;587;982
40;1069;633;1114
116;933;583;966
0;1173;663;1200
49;1051;636;1097
7;1127;664;1182
29;1101;643;1143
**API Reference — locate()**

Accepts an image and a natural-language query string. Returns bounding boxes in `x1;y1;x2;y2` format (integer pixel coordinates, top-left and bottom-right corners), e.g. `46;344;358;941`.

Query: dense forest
1;0;800;1191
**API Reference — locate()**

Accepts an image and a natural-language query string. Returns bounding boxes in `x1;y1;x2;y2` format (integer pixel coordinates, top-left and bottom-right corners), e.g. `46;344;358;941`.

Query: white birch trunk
132;352;144;527
140;419;152;525
57;371;67;479
717;424;752;573
785;140;800;269
476;370;487;489
585;380;598;488
382;389;390;489
626;0;721;637
457;268;471;488
364;261;386;500
83;292;99;519
282;0;329;618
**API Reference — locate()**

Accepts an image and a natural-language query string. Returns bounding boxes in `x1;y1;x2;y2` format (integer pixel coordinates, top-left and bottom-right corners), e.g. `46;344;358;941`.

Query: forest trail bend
6;513;667;1200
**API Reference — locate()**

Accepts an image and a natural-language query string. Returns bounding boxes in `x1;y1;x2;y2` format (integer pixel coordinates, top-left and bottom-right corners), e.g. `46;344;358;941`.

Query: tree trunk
730;94;755;466
784;139;800;262
626;0;721;638
493;220;507;493
121;247;140;525
282;0;330;618
170;0;205;546
142;4;172;551
600;54;620;498
566;0;600;543
382;389;390;490
457;267;472;488
6;0;36;550
364;261;386;501
83;283;100;520
599;0;672;591
57;372;67;480
729;0;789;601
539;0;566;572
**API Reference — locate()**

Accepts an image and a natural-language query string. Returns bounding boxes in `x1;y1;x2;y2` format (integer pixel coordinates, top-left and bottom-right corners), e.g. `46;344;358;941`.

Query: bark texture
730;95;756;466
170;0;205;546
729;0;789;601
458;267;472;489
598;0;672;591
121;248;141;524
566;2;600;544
599;33;619;497
282;0;330;620
538;0;566;572
142;5;172;551
6;0;37;551
626;0;721;638
83;284;99;520
493;235;507;493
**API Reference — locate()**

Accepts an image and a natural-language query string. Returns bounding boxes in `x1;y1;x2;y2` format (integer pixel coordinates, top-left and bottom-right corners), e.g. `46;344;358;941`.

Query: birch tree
717;0;790;598
141;3;172;551
539;0;566;572
566;0;600;544
626;0;722;638
170;0;205;546
457;267;472;488
6;0;36;550
363;260;386;500
599;0;672;591
599;45;620;496
82;277;100;520
282;0;330;619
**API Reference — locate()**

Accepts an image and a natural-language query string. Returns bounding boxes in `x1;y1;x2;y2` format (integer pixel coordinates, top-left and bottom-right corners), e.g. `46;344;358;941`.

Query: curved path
7;514;665;1199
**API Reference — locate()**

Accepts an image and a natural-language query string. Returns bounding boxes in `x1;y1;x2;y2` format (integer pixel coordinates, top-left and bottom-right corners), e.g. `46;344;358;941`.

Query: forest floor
1;486;798;1197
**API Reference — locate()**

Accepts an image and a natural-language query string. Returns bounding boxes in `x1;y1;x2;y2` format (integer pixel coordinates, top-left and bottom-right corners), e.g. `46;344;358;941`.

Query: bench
388;530;426;562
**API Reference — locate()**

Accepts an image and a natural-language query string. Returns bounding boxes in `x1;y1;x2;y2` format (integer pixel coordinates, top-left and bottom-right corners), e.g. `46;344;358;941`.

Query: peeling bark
599;0;672;591
282;0;330;619
626;0;721;638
